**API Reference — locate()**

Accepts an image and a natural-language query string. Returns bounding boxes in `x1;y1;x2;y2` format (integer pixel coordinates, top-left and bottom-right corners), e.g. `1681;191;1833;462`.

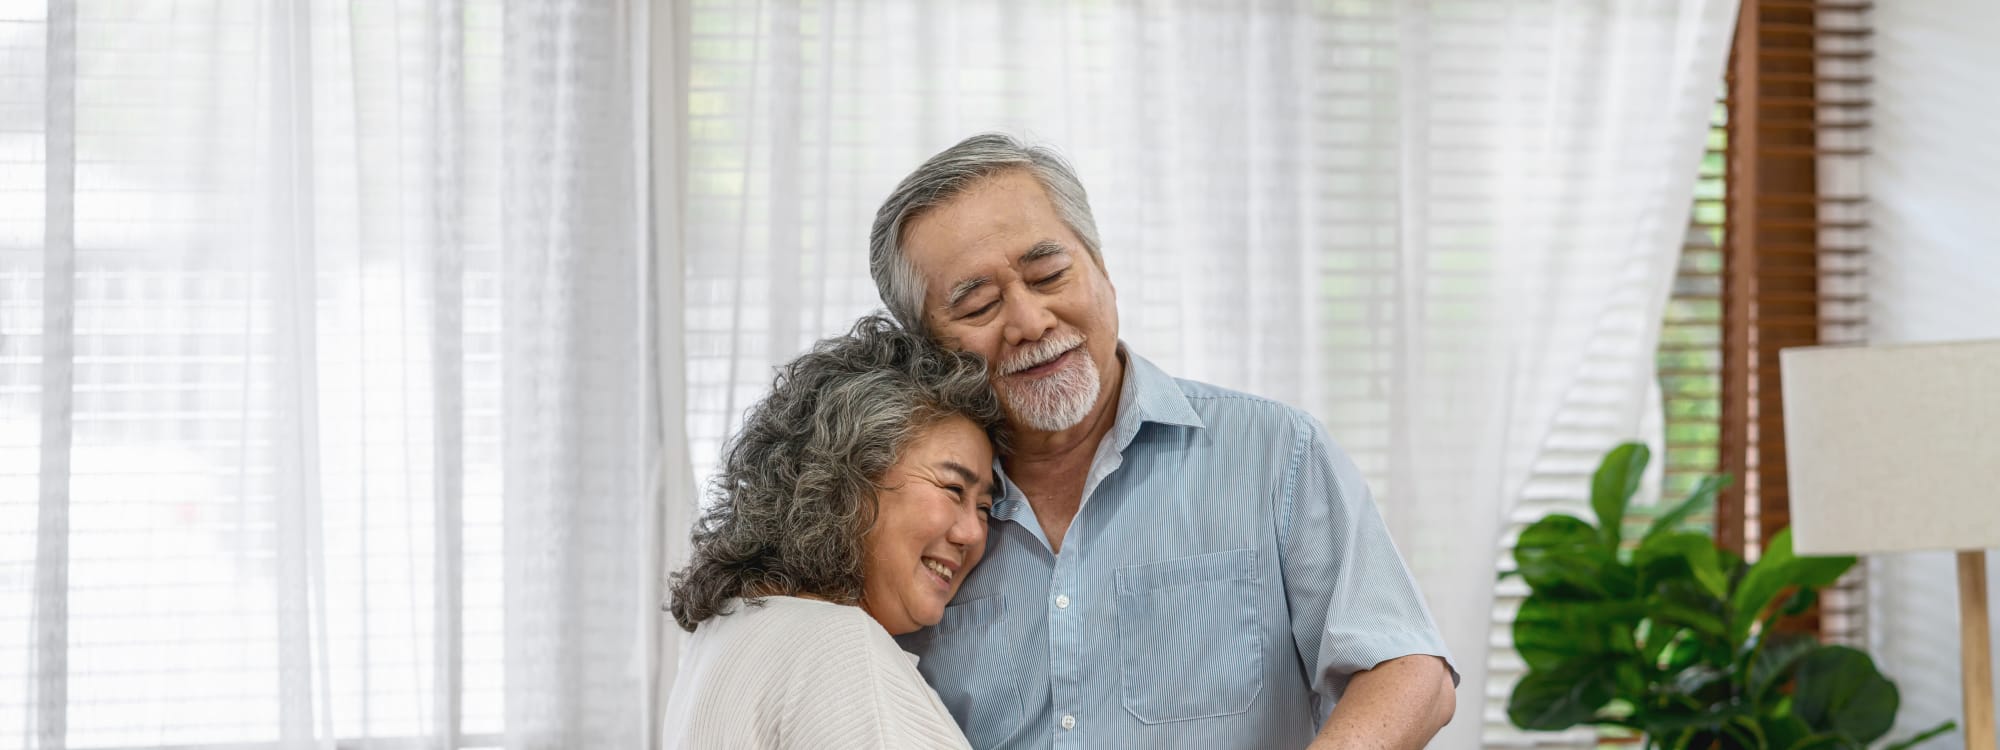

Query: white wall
1864;2;2000;747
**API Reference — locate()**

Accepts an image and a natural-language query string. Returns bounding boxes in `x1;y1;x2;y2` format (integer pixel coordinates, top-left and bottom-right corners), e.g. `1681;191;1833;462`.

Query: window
3;4;511;745
1484;1;1877;742
1717;0;1872;641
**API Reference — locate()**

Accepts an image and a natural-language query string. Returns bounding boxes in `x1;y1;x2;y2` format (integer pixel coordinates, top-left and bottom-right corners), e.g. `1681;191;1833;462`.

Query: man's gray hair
666;314;1009;632
869;133;1104;331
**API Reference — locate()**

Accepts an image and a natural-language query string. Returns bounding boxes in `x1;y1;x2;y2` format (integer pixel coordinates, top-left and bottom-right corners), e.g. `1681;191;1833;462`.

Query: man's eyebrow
938;460;999;500
943;276;992;311
941;241;1067;311
1022;240;1067;263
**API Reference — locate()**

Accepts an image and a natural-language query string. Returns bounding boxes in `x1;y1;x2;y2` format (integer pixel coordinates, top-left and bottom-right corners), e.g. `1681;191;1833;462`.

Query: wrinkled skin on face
859;416;997;635
901;169;1122;434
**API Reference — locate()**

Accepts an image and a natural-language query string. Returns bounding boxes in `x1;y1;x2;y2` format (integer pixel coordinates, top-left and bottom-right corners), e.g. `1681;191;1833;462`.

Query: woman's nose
947;505;987;547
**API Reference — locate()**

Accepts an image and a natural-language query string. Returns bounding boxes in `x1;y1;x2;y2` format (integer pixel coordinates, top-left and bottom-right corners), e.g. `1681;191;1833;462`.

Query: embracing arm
1308;654;1455;749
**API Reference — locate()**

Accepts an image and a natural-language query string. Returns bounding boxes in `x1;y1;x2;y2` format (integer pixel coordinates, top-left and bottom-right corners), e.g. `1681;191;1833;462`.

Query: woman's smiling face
859;415;997;636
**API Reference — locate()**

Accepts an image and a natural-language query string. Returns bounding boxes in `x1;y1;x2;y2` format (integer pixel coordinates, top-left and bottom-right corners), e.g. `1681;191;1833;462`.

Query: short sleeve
1279;415;1459;703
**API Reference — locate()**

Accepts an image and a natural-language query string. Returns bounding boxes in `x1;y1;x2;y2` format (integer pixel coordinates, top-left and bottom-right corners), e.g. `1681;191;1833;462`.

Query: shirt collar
990;344;1203;520
1111;344;1206;436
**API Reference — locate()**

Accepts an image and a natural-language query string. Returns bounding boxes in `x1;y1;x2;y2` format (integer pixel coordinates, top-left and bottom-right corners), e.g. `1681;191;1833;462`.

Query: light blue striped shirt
897;349;1457;749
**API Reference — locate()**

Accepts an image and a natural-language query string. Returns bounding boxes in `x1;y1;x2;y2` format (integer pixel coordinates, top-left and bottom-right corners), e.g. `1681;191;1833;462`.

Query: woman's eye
978;504;994;517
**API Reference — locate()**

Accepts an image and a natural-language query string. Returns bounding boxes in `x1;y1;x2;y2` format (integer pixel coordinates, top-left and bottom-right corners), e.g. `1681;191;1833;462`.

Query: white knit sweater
662;596;972;750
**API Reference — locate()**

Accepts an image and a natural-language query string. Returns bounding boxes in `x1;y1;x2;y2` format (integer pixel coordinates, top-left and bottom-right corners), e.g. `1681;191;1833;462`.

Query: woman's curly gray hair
667;314;1008;632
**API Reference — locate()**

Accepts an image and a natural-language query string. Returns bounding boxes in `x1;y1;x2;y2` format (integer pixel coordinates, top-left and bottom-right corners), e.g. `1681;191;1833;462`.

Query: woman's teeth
923;558;953;582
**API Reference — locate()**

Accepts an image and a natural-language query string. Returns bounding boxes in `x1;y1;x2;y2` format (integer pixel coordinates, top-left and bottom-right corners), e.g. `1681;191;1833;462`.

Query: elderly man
880;133;1457;749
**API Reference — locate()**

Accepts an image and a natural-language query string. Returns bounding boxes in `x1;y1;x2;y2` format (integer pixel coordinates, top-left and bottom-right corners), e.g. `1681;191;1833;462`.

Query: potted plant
1505;442;1955;749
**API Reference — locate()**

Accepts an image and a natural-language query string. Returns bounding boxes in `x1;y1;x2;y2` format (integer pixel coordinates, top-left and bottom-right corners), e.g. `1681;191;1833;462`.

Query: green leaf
1613;659;1645;697
1795;557;1855;590
1650;578;1727;639
1637;531;1729;599
1658;632;1708;675
1784;733;1853;750
1638;618;1673;667
1881;720;1957;750
1669;664;1732;702
1643;474;1729;543
1508;663;1616;731
1641;624;1715;678
1730;528;1856;646
1748;632;1819;701
1592;442;1649;550
1514;514;1614;599
1638;705;1738;737
1722;715;1772;749
1779;587;1820;617
1512;598;1640;672
1792;645;1898;744
1759;712;1814;750
1732;531;1799;642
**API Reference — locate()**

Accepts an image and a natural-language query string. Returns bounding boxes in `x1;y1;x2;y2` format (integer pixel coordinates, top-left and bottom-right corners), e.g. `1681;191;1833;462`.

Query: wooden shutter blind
1658;103;1728;515
1718;0;1872;644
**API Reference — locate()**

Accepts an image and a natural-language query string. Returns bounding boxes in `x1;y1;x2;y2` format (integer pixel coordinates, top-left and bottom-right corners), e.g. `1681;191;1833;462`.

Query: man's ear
1091;253;1117;298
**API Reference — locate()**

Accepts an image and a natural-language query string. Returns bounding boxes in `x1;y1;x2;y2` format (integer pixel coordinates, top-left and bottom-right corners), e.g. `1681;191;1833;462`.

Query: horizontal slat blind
1810;0;1871;650
1659;100;1728;514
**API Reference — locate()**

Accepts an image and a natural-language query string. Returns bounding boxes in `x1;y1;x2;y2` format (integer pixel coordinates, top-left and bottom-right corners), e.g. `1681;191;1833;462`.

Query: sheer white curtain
2;2;664;748
1865;0;2000;743
675;1;1733;746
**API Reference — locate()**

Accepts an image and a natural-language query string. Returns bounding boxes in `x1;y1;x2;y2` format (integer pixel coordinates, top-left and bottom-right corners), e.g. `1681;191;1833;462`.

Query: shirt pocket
1115;547;1263;724
914;593;1022;748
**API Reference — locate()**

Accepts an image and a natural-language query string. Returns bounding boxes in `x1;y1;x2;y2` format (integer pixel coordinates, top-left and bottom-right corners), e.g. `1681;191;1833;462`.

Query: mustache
1000;333;1085;375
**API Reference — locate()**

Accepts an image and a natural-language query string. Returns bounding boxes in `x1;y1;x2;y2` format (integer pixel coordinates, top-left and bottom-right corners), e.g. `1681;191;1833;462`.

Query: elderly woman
663;315;1006;749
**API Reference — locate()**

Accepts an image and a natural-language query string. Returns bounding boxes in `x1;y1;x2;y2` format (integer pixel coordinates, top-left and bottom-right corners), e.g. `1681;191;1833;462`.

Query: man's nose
1002;296;1058;345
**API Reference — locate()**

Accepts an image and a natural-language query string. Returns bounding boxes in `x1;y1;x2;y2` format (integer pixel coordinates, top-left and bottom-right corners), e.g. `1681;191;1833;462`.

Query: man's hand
1307;654;1456;750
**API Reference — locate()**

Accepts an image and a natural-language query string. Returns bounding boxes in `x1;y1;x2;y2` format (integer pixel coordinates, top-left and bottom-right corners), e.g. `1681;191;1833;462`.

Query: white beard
999;335;1102;432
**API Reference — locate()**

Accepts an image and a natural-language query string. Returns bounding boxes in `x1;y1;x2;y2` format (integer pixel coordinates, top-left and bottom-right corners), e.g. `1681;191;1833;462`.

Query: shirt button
1061;714;1077;730
1055;594;1071;609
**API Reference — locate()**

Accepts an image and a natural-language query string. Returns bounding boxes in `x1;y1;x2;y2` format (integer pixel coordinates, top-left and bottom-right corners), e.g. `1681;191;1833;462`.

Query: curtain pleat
499;2;656;747
428;1;470;745
9;2;664;748
33;0;77;747
647;0;697;742
265;3;328;745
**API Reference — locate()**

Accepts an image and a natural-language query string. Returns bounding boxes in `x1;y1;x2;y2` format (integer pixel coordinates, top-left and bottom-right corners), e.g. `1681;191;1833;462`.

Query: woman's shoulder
674;596;968;749
706;597;910;679
670;597;887;713
695;596;890;663
721;595;875;634
749;602;966;748
690;598;914;706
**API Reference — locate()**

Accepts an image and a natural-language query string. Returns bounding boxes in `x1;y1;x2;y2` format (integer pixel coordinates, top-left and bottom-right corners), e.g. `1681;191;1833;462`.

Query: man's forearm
1307;654;1456;750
